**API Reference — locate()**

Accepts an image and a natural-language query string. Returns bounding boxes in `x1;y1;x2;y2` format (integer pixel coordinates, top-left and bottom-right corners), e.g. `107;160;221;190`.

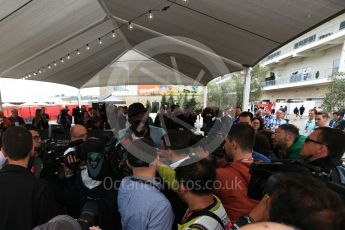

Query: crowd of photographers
0;102;345;230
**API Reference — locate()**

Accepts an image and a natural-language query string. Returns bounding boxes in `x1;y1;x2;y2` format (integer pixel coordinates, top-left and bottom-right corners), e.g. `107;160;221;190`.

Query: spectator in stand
283;105;288;113
32;109;45;130
269;110;287;132
9;108;25;126
118;138;174;230
315;112;329;127
330;111;345;131
272;124;306;160
222;107;234;131
299;105;305;118
72;106;82;125
239;111;254;125
252;117;264;131
232;106;242;125
263;109;275;130
0;110;12;131
214;124;259;222
57;108;72;129
0;126;56;230
40;107;49;129
301;109;316;136
293;106;299;118
117;106;127;130
255;109;264;120
81;110;92;129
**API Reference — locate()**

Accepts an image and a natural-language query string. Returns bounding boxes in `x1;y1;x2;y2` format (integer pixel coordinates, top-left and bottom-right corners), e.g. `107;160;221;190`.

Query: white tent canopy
0;0;344;88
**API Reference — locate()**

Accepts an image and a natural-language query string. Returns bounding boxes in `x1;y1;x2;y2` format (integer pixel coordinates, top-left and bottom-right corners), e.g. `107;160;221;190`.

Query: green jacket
288;135;306;160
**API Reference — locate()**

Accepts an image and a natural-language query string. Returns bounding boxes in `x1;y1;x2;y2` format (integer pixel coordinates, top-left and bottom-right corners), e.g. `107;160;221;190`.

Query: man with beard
272;124;306;160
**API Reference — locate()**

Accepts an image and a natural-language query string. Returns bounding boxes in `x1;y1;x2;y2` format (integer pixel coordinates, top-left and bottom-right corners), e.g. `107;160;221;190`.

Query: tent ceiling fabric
0;0;344;88
103;0;345;67
82;50;204;88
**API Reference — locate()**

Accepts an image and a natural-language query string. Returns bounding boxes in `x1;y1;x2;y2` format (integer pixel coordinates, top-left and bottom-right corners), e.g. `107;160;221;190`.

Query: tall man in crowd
9;108;25;126
0;126;56;230
215;123;259;222
315;112;329;127
118;138;174;230
330;111;345;130
301;109;316;136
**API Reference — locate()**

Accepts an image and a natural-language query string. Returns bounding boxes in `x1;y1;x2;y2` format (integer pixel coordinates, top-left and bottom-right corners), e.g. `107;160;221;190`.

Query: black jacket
0;164;57;230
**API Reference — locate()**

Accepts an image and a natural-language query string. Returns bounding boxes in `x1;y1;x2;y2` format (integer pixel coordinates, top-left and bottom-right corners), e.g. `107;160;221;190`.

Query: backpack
185;209;232;230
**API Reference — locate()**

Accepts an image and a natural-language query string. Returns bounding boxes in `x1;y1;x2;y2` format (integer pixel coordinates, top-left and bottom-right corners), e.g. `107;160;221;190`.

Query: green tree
183;93;188;109
189;94;197;108
207;64;267;109
322;72;345;112
152;100;159;113
168;93;175;106
161;94;167;106
177;93;184;106
145;100;151;111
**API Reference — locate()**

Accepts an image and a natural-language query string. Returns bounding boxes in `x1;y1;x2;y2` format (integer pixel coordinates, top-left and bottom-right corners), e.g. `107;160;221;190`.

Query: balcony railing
262;68;335;88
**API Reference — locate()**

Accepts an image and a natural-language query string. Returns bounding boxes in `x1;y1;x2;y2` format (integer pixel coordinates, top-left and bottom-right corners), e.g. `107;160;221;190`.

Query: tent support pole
203;86;208;109
77;90;82;107
242;67;252;112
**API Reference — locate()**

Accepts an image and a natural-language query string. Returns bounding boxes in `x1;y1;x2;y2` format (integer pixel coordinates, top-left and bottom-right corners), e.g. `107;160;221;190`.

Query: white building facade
261;14;345;113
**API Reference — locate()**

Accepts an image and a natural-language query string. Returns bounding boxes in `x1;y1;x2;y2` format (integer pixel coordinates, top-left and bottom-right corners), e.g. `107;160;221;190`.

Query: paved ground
286;114;307;129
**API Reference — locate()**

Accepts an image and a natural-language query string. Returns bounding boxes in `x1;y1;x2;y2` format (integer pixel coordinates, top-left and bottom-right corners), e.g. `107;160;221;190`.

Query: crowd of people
0;102;345;230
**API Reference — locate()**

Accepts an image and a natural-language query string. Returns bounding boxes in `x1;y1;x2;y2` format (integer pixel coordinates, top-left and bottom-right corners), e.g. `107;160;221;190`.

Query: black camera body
39;139;72;178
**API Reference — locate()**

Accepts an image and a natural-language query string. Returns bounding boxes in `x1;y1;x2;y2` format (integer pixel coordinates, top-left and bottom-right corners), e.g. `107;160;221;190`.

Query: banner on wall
137;85;202;96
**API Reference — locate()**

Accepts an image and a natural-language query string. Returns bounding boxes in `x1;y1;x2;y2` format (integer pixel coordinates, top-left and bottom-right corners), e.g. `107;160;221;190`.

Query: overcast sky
0;78;99;103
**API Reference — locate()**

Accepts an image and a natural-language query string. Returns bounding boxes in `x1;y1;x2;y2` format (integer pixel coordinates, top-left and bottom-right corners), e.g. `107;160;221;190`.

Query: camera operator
63;133;119;230
117;103;165;148
57;108;72;130
63;124;87;158
0;126;57;230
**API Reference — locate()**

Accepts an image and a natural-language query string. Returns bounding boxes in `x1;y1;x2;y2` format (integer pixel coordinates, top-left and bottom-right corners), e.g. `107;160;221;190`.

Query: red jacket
215;161;258;223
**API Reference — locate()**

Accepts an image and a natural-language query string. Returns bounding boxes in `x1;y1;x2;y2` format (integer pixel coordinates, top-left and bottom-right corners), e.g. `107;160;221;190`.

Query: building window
294;35;316;49
333;59;340;74
340;20;345;30
267;51;281;60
